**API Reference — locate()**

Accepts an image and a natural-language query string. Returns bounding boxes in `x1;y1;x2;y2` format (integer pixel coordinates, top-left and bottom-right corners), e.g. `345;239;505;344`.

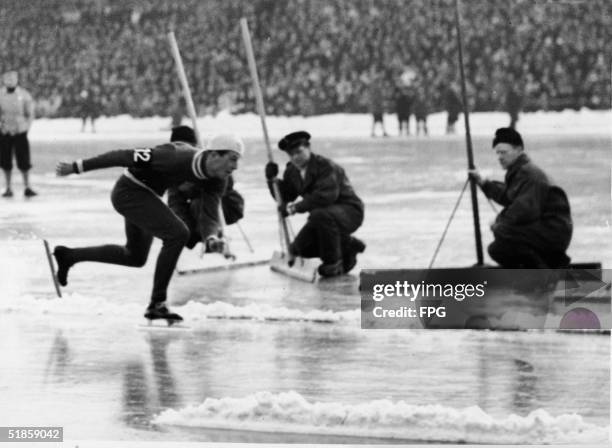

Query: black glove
205;235;226;254
468;169;483;186
265;162;279;180
277;203;289;218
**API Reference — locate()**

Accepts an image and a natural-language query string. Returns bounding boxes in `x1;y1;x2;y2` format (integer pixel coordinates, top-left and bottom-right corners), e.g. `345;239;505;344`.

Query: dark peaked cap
492;127;524;148
171;125;197;145
278;131;311;151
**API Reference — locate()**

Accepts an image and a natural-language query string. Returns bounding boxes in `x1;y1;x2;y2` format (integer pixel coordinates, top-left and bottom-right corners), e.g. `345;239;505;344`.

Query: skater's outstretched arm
56;147;153;176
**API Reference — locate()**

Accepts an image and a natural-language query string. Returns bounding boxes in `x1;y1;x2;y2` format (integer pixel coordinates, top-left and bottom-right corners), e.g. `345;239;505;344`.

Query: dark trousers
292;204;363;264
397;114;411;134
70;175;189;304
0;132;31;171
488;239;570;269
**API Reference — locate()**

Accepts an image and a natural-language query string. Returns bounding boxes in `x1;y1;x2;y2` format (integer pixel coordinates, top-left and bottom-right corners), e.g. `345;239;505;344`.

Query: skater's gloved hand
56;162;76;176
205;235;226;254
265;162;279;180
277;203;290;218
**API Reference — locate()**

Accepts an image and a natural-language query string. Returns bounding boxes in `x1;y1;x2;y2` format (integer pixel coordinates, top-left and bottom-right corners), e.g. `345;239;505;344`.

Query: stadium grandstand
0;0;609;118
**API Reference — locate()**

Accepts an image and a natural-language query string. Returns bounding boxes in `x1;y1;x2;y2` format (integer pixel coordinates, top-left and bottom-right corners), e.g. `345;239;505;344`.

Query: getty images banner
360;268;611;330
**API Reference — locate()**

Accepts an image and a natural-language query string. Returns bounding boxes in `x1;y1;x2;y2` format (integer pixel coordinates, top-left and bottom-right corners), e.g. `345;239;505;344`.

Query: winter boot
53;246;74;286
317;260;344;278
343;237;366;273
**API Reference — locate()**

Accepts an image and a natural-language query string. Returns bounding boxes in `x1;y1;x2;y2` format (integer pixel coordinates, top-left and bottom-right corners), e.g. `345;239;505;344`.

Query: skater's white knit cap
206;134;245;157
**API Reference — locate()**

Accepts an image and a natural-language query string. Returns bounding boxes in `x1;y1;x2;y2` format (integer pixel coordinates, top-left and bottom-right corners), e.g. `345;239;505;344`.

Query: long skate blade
137;319;191;331
43;239;62;298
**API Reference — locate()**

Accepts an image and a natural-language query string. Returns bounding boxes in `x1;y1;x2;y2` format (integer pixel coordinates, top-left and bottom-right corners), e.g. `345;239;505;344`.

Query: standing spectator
394;84;413;136
0;71;36;198
445;82;463;135
413;85;429;136
79;88;101;133
369;76;388;137
506;82;523;130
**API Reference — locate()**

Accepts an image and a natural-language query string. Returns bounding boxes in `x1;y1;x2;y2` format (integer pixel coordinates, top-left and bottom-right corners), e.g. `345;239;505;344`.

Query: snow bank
152;390;609;444
0;293;358;325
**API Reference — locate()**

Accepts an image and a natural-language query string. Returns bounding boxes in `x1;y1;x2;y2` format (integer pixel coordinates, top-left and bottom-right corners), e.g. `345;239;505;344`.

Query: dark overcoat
481;153;572;252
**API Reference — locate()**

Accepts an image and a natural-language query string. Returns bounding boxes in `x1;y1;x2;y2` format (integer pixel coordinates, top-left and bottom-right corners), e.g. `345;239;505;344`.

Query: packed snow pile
153;390;609;444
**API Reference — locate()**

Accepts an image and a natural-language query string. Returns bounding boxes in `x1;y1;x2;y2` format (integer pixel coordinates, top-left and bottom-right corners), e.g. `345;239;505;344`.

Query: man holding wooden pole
240;18;365;279
266;131;365;277
469;127;573;268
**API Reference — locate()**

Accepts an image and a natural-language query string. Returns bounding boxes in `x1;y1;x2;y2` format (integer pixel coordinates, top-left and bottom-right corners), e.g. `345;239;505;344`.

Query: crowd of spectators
0;0;609;118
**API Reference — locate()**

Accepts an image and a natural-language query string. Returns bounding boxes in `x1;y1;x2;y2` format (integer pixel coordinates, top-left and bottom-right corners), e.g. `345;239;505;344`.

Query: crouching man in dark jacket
265;131;365;277
470;127;572;268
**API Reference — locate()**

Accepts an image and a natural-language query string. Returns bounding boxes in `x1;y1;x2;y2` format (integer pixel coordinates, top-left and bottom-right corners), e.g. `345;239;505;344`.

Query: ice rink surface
0;111;610;444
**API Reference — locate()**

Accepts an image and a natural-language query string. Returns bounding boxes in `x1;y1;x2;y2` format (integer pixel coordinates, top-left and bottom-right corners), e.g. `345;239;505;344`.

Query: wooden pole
454;0;484;266
167;31;234;259
167;32;203;147
240;18;291;252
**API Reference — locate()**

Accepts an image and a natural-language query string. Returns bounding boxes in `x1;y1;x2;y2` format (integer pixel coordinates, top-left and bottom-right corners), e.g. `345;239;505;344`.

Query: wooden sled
270;250;319;283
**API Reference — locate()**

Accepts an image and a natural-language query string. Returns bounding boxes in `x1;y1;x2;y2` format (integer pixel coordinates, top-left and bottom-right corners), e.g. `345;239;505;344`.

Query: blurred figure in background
394;84;413;136
413;85;429;136
0;70;36;197
79;88;101;133
506;80;523;130
369;76;388;137
445;82;462;135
